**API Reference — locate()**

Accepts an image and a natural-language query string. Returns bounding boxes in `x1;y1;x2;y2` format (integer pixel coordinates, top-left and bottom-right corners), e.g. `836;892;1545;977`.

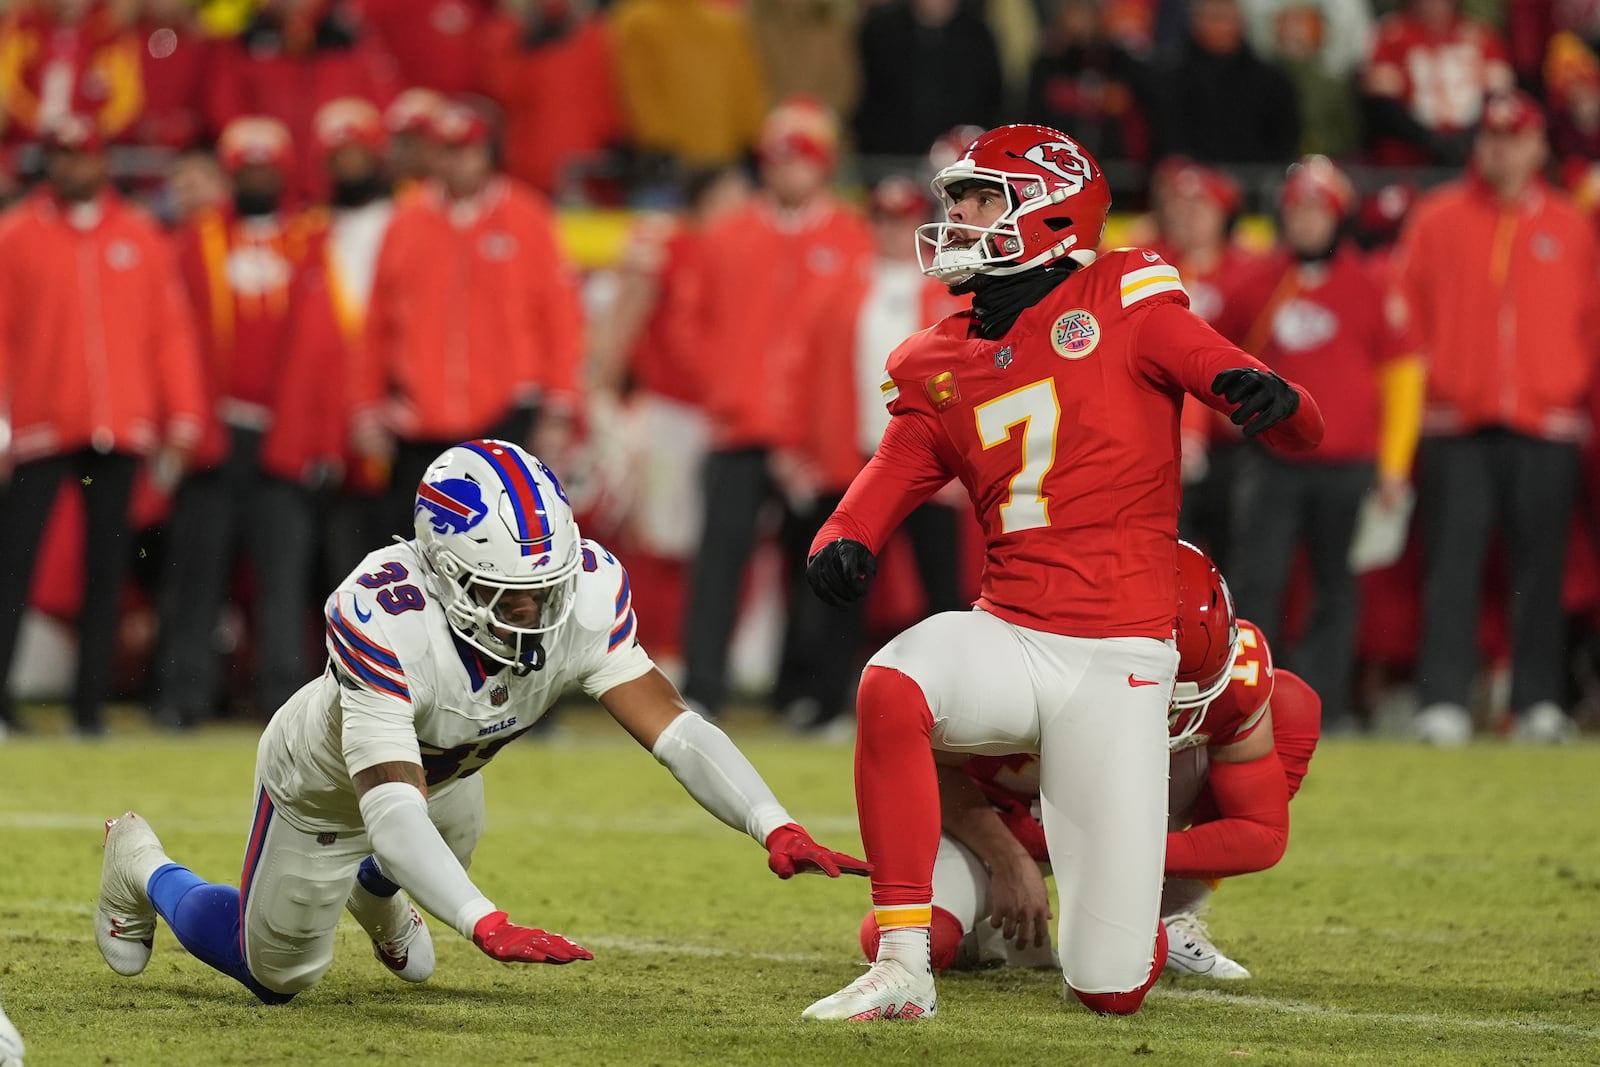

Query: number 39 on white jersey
257;537;653;832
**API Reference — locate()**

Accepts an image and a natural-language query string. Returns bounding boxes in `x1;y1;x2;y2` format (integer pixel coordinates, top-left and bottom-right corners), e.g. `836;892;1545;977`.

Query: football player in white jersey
93;440;868;1003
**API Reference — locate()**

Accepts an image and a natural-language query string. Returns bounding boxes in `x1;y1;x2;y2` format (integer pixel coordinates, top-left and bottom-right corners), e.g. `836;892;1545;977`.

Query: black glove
1211;369;1300;438
806;538;877;609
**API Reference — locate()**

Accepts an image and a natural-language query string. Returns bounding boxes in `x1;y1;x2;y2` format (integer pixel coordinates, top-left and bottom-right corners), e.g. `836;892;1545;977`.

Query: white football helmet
412;440;582;671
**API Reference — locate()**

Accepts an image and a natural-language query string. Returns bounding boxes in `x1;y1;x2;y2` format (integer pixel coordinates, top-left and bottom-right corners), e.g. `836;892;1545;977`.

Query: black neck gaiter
958;264;1076;340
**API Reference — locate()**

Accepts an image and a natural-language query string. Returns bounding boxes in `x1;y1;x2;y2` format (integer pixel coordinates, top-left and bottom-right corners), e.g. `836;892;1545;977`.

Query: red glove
765;823;872;879
471;911;594;964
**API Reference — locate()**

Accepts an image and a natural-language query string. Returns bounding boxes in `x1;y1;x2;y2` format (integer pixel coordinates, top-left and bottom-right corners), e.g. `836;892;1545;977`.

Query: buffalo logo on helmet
1013;140;1098;193
1051;309;1101;359
416;477;490;534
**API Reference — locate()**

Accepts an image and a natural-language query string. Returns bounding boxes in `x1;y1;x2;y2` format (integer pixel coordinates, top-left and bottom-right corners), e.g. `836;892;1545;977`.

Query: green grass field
2;709;1598;1066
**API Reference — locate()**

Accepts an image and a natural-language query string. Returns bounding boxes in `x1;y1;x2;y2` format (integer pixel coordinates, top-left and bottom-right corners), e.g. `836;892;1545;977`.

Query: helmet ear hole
1044;216;1074;231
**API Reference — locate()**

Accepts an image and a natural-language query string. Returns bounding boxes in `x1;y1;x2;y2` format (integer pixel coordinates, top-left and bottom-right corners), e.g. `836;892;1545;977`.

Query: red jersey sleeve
1130;301;1325;453
1267;669;1322;801
809;408;955;557
1164;749;1291;879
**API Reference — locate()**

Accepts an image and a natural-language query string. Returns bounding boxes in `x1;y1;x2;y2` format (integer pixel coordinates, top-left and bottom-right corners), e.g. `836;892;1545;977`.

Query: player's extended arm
806;412;955;607
353;761;593;963
935;759;1052;949
1133;302;1324;452
1164;709;1291;880
599;667;871;878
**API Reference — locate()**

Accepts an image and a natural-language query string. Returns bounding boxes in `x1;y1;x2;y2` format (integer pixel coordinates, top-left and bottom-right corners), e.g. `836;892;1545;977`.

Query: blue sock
357;856;401;898
146;863;295;1006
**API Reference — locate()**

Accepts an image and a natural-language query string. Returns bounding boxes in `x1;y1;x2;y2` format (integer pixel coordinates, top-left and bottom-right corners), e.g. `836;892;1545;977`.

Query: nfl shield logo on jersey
995;346;1013;369
1051;309;1100;360
490;683;509;707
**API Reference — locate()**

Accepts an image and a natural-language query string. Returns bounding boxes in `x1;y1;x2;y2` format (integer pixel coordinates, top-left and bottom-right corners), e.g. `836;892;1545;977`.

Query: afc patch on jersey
1051;309;1100;359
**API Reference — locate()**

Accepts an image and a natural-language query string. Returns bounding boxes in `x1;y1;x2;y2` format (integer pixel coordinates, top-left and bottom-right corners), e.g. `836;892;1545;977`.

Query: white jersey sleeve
324;585;427;778
569;539;655;698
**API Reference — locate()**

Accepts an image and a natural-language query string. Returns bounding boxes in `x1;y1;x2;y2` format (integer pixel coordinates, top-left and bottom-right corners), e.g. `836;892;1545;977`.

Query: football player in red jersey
800;125;1325;1021
857;542;1322;981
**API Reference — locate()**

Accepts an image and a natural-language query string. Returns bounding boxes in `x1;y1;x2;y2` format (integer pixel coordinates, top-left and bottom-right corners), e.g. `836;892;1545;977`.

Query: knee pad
856;666;934;742
248;949;323;1002
1070;922;1168;1016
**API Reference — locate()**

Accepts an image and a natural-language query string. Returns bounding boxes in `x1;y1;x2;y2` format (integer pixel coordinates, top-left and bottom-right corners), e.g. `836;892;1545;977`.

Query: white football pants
868;609;1177;994
239;774;484;994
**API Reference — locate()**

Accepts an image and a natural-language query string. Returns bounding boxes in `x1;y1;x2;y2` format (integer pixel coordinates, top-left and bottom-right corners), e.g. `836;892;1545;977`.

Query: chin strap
513;641;546;676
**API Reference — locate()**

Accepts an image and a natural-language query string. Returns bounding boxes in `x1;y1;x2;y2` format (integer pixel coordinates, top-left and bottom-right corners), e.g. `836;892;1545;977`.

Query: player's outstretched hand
806;538;877;608
766;823;873;879
1211;368;1300;437
472;911;594;964
987;857;1053;950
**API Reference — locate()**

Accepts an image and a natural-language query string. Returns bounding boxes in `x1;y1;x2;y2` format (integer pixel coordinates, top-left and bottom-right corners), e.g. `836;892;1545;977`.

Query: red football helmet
1170;540;1239;747
916;124;1111;284
1279;154;1356;217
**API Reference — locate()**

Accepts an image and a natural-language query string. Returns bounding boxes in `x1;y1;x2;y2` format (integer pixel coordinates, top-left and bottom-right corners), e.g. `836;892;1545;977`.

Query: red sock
1072;922;1169;1016
854;666;939;914
860;906;964;974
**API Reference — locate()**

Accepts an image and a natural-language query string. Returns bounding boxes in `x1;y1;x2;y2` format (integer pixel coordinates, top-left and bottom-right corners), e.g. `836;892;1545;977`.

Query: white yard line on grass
9;900;1597;1043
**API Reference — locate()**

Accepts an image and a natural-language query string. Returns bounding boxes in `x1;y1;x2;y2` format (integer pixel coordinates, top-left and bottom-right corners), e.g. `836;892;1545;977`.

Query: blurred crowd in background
4;0;1600;203
0;0;1598;746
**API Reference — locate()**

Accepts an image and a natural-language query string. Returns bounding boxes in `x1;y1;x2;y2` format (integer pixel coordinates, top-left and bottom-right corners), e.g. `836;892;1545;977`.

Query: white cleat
1415;703;1473;748
371;904;436;983
95;812;169;977
1509;702;1578;745
1163;913;1251;980
0;999;23;1067
802;959;937;1021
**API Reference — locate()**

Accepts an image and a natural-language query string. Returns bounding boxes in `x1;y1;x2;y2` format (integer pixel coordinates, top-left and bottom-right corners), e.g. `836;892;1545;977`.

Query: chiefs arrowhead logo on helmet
1014;141;1098;192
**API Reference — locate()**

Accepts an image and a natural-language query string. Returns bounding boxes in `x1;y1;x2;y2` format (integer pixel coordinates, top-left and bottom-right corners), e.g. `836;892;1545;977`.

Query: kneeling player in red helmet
802;122;1323;1021
859;542;1322;980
